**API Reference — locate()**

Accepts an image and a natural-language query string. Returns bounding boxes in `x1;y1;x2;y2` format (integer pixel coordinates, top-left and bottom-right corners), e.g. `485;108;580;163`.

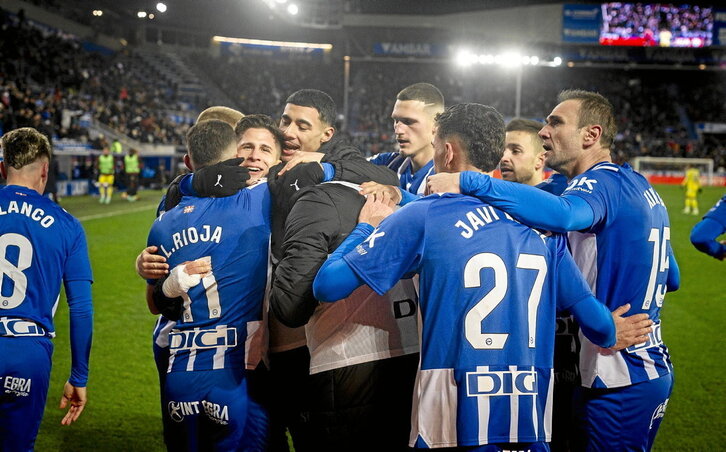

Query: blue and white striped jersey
0;185;92;334
563;162;674;388
369;152;435;195
344;193;593;447
147;182;271;373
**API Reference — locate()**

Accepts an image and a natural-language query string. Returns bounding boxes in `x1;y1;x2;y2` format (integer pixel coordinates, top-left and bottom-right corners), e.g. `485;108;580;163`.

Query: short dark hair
557;89;617;148
435;103;505;172
397;83;444;110
285;89;336;126
234;114;286;155
1;127;52;169
186;119;236;168
506;118;543;136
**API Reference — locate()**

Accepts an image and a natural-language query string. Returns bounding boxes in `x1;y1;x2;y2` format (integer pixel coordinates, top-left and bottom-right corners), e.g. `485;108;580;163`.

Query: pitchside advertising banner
562;4;601;44
715;9;726;46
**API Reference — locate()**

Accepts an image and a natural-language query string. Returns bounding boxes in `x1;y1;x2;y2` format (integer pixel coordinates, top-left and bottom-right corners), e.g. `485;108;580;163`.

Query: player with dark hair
690;194;726;260
361;82;445;203
0;127;93;450
500;117;576;451
145;119;276;450
427;90;680;451
140;94;396;450
501;118;547;186
313;103;650;449
235;114;288;185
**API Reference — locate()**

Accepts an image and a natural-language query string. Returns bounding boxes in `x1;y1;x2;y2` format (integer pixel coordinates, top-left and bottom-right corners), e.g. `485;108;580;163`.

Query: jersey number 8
0;233;33;309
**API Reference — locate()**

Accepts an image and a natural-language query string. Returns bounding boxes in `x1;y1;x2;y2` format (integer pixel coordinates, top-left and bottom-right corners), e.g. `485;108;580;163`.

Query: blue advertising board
562;4;601;43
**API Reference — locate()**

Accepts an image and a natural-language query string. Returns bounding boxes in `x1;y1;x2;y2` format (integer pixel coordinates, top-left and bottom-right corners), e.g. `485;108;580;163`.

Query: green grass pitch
33;185;725;451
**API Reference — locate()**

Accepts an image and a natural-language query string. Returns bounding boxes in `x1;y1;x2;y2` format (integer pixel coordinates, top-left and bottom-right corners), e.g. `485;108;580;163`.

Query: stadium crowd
0;10;192;145
2;6;724;172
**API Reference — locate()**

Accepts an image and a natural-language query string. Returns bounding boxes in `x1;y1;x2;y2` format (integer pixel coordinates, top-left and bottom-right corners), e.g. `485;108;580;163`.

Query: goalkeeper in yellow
681;165;702;215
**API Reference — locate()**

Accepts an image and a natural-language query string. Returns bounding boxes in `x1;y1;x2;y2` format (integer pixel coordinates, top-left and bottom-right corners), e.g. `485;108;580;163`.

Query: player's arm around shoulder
270;187;345;328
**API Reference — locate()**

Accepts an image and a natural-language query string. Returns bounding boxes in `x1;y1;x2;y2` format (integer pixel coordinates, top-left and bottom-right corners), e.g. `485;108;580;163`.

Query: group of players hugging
2;81;723;451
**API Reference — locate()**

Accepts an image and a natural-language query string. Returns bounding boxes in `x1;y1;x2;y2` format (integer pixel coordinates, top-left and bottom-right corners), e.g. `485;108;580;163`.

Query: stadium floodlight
530;56;539;65
92;10;103;17
137;11;147;18
287;4;299;15
499;52;522;68
148;13;155;19
522;56;531;65
456;50;475;67
553;56;562;66
156;3;167;13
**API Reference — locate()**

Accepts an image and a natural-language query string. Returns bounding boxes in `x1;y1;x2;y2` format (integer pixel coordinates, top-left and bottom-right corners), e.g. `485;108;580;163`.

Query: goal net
632;156;714;186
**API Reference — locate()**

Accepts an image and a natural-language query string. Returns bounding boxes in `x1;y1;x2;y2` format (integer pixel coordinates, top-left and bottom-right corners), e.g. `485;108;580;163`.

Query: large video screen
600;3;713;47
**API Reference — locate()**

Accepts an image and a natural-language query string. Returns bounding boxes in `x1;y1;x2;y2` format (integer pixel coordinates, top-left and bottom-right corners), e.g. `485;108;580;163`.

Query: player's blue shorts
0;336;53;452
413;440;549;451
163;368;268;451
573;373;674;451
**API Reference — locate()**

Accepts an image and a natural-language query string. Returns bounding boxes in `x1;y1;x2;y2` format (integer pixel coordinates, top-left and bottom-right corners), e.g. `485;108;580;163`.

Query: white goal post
632;156;714;186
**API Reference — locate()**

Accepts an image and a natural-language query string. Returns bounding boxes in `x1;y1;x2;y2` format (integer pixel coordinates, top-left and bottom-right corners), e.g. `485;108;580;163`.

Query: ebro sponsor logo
3;376;32;396
168;400;230;425
466;370;537;397
169;327;237;351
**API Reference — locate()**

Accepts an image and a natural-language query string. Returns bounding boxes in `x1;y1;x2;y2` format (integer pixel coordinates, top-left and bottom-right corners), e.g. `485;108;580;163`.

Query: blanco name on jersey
160;225;222;258
0;200;55;228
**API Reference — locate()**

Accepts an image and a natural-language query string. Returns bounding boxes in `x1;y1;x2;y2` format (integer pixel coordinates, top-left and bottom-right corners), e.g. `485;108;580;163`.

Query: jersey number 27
464;253;547;350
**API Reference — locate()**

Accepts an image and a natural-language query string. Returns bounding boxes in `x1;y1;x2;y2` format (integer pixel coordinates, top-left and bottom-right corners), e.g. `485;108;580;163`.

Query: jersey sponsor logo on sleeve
183;205;195;214
565;176;598;194
363;229;386;248
466;369;537;397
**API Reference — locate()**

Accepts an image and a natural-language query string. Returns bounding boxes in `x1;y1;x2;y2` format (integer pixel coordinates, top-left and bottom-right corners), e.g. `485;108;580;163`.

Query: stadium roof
66;0;583;33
